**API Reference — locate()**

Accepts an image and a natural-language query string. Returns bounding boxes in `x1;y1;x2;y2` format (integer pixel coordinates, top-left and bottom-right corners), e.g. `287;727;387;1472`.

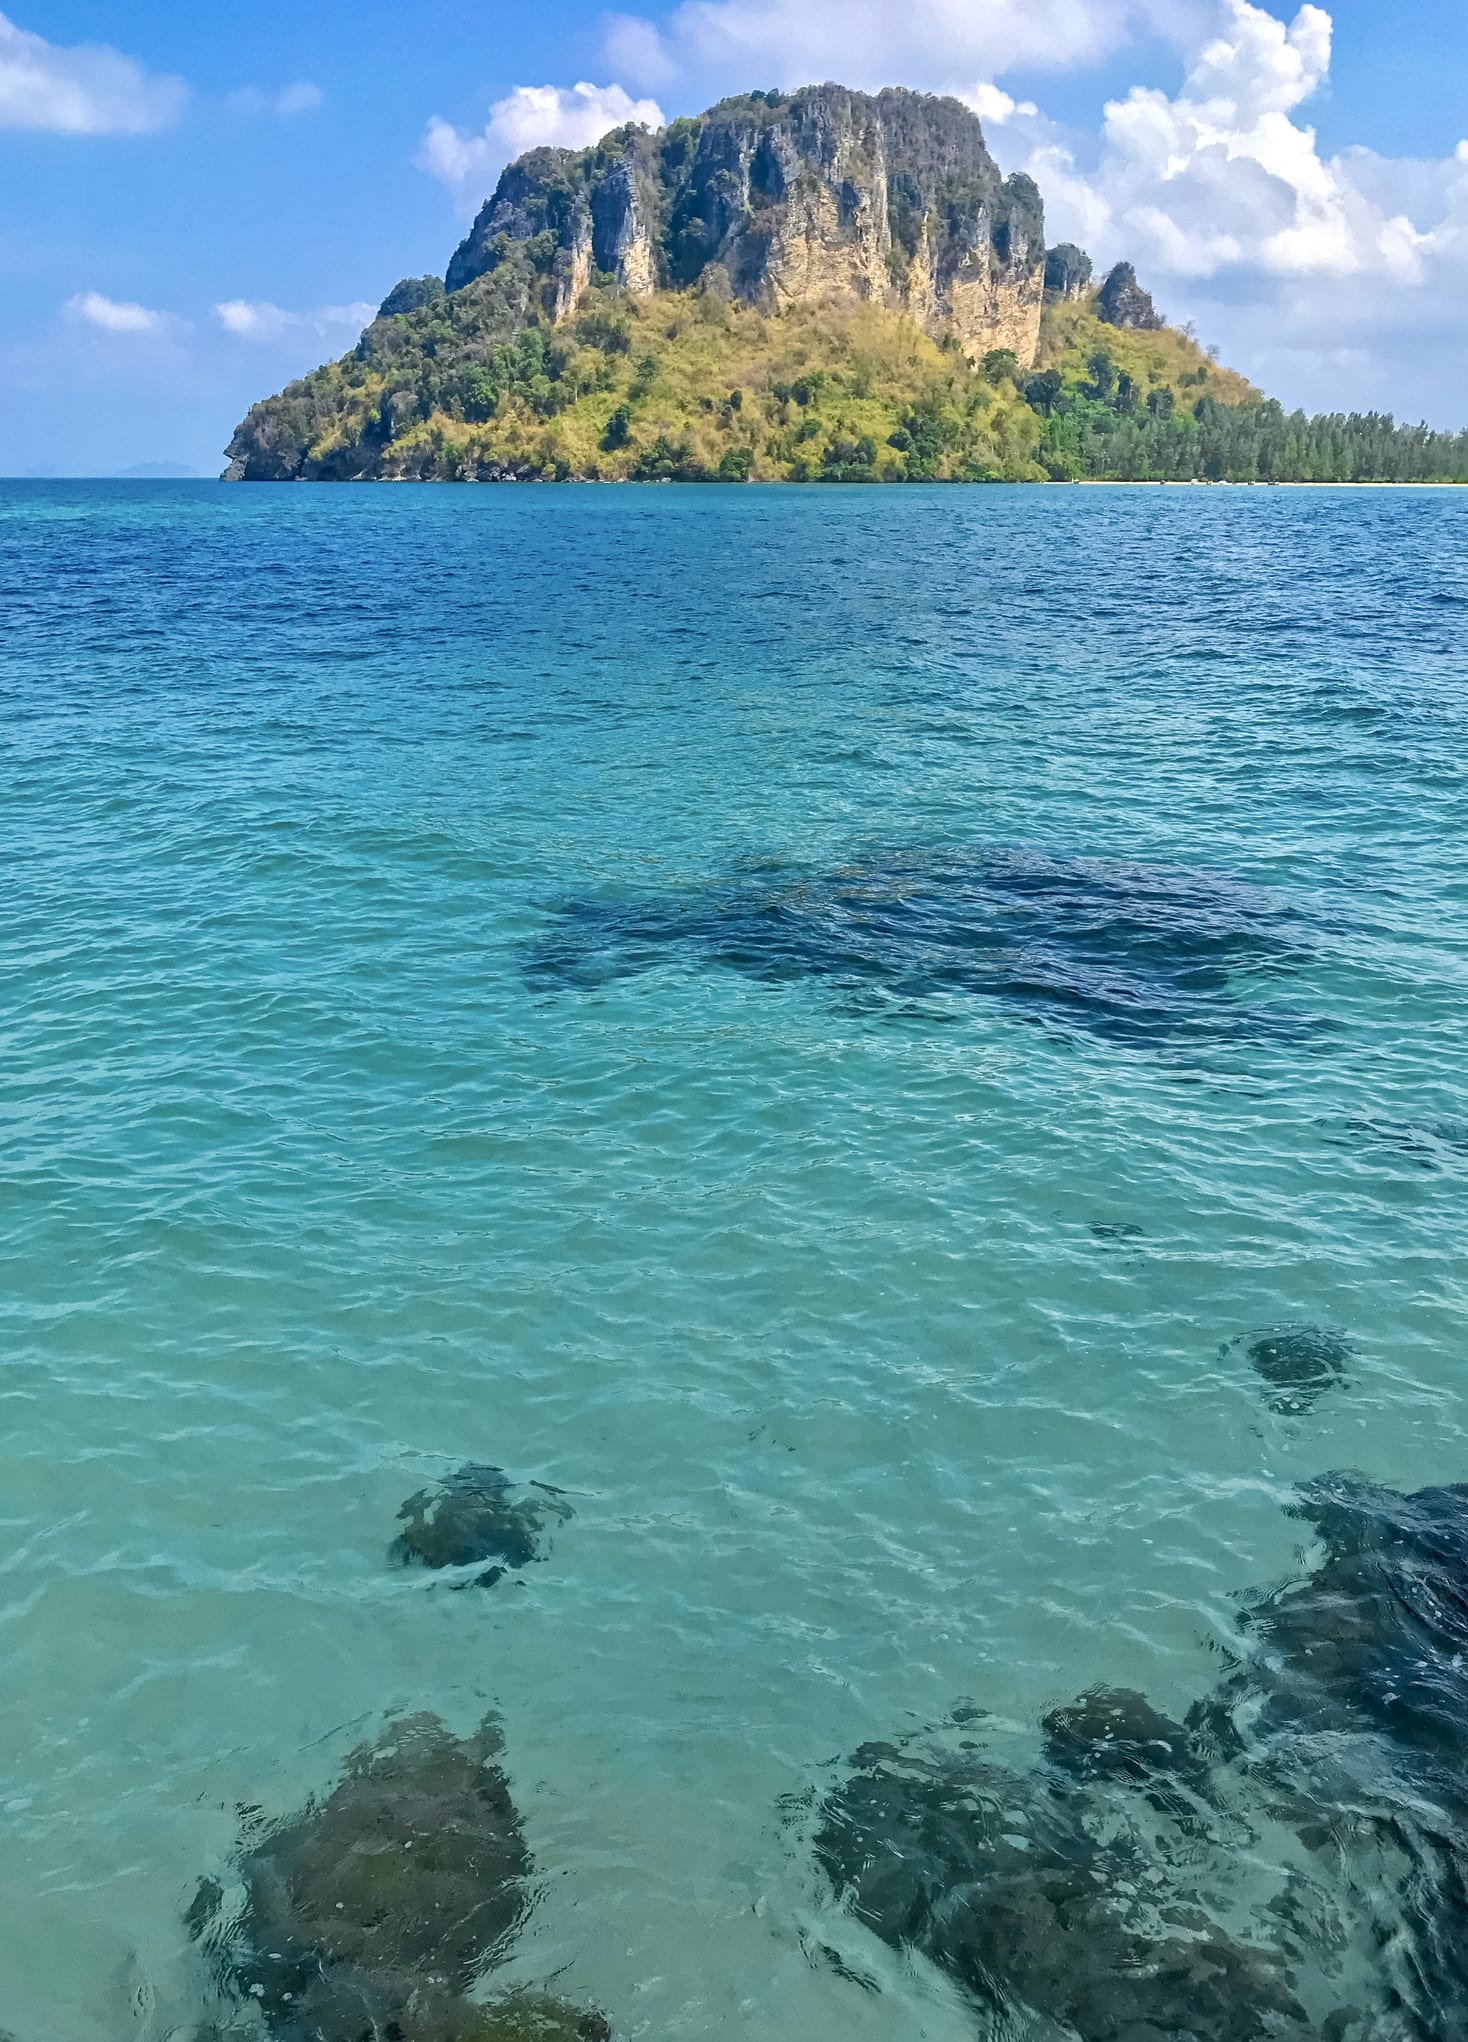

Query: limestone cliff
1044;243;1093;302
444;86;1046;366
1097;261;1164;331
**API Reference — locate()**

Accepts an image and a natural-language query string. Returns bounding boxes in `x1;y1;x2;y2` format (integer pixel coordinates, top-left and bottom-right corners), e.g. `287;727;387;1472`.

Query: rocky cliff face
444;86;1047;366
1044;243;1093;302
1097;261;1163;331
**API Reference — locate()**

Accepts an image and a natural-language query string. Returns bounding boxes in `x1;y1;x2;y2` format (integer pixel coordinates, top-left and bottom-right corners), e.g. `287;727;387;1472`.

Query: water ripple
1;482;1466;2039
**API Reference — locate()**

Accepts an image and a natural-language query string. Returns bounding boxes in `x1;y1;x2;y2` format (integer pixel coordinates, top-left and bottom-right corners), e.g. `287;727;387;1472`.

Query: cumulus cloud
226;81;324;119
0;10;186;134
964;83;1039;125
976;0;1468;421
600;0;1210;93
214;299;292;340
67;291;170;336
1021;2;1449;283
418;80;664;194
214;300;375;342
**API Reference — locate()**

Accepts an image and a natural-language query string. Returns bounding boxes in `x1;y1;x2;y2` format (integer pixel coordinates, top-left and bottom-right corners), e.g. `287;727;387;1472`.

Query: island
225;84;1468;485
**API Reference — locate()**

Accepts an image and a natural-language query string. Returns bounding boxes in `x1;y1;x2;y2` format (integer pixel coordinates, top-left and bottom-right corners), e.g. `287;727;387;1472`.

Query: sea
3;478;1468;2041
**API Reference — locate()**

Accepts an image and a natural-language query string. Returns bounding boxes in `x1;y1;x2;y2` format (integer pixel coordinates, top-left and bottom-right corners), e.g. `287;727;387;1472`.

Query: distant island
225;84;1468;485
115;462;207;480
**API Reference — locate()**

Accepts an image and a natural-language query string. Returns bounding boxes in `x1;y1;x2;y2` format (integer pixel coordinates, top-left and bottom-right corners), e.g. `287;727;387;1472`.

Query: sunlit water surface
2;481;1467;2040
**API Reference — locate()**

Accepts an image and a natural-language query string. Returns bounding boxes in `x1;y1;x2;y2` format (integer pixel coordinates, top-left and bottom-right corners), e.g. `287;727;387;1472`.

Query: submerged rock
1174;1474;1468;2040
392;1464;572;1586
1334;1114;1468;1172
1043;1685;1209;1799
187;1715;610;2040
225;1714;531;2026
814;1719;1310;2041
527;845;1316;1051
1244;1326;1352;1415
1231;1475;1468;1769
813;1477;1468;2041
427;1994;611;2041
238;1982;611;2042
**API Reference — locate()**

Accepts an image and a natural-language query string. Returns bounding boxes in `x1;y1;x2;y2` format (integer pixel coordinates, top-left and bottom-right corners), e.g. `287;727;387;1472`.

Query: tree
1086;349;1117;400
1024;368;1064;416
377;276;445;320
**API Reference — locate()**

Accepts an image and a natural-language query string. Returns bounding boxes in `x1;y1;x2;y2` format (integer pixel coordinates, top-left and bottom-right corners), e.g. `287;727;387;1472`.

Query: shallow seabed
2;481;1467;2039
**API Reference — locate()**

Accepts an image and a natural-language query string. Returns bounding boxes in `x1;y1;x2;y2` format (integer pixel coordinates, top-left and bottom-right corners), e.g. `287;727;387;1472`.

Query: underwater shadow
525;845;1322;1051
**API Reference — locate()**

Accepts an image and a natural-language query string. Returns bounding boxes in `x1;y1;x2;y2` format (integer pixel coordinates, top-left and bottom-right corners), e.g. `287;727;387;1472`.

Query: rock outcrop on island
1043;242;1093;301
443;87;1046;365
1097;259;1164;330
378;275;446;320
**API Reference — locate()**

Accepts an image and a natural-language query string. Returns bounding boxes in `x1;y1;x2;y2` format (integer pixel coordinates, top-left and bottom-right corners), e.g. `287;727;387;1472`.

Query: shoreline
10;474;1465;489
211;473;1468;490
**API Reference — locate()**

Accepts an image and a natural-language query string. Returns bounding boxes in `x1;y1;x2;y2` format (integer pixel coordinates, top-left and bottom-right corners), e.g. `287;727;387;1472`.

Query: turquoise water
3;479;1468;2040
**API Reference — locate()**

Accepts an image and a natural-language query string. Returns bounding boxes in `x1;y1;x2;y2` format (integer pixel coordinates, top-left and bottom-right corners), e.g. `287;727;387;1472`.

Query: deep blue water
3;480;1468;2041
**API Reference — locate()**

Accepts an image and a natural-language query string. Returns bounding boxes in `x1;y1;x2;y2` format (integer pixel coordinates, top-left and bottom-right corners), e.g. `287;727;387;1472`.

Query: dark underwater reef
814;1713;1312;2041
813;1473;1468;2041
525;846;1318;1049
174;1466;1468;2040
1240;1324;1353;1415
391;1464;573;1588
188;1713;608;2042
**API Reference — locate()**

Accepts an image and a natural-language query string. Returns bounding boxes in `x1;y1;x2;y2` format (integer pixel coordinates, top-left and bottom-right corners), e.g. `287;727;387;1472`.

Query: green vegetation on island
227;280;1468;485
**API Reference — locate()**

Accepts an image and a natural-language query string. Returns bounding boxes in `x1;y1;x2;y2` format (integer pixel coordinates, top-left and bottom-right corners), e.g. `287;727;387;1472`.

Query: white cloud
66;291;169;336
1018;2;1455;289
215;298;292;340
602;14;678;89
418;116;487;189
601;0;1210;93
964;83;1039;125
418;80;664;193
0;9;186;134
321;302;379;330
226;81;324;119
970;0;1468;423
215;299;375;342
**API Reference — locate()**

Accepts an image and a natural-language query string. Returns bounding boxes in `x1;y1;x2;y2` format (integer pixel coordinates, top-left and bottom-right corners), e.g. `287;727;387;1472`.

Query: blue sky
3;0;1467;474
